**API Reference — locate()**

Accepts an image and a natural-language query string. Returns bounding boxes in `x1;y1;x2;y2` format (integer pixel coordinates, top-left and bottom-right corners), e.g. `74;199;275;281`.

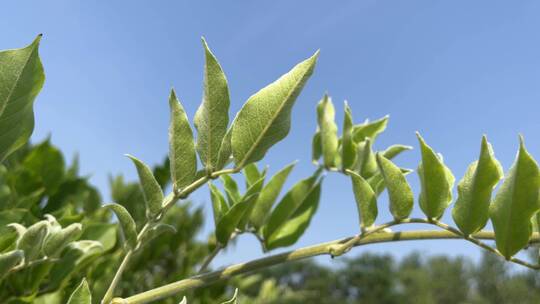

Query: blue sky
3;1;540;268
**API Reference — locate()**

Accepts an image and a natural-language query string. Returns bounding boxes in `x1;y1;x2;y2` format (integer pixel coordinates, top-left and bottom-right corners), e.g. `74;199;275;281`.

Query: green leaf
139;223;177;246
22;139;65;195
209;182;229;225
126;155;164;219
221;175;241;205
43;223;82;257
452;136;503;235
250;162;296;230
168;89;197;190
194;38;230;172
341;101;357;170
216;127;233;170
179;296;187;304
382;144;413;160
376;153;413;220
237;177;265;229
231;51;319;168
0;250;24;277
317;94;339;168
416;132;455;219
352;115;389;143
17;220;49;261
355;138;377;179
104;203;137;250
263;172;320;240
489;136;540;259
311;130;322;163
80;223;117;252
0;35;45;161
215;196;254;245
67;278;91;304
243;163;265;188
265;182;321;250
349;171;378;229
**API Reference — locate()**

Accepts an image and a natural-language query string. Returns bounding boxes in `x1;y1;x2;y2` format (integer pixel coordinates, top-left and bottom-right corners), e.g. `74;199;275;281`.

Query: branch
121;230;540;304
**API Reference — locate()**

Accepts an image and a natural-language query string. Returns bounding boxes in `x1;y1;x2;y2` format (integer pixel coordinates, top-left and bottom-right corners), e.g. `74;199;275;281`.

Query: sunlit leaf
317;94;339;168
0;35;45;161
352;115;388;143
67;278;91;304
231;51;319;168
341;102;357;170
194;38;230;172
452;136;503;235
43;223;82;257
416;132;455;219
349;171;377;229
376;153;413;220
17;220;49;261
489;136;540;259
126;155;164;219
381;144;412;160
169;89;197;190
104;203;137;250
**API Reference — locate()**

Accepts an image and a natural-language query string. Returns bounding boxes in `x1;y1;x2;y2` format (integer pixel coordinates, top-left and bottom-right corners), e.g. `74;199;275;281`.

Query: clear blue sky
3;1;540;268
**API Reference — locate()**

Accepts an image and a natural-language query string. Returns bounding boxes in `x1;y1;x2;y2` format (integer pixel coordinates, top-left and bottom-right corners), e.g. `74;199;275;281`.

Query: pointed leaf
489;137;540;259
169;89;197;190
43;223;82;257
250;162;296;229
0;35;45;161
104;204;137;250
265;182;321;250
237;177;265;229
382;144;413;160
221;175;241;205
243;163;263;188
416;133;455;219
17;220;49;261
216;127;233;170
352;115;389;143
67;278;91;304
179;297;187;304
221;288;239;304
341;102;357;170
317;94;339;168
263;173;320;240
194;38;230;172
126;155;164;218
215;196;253;245
139;223;177;246
452;136;503;235
355;138;377;179
231;51;319;168
349;171;378;229
209;183;229;225
376;154;413;220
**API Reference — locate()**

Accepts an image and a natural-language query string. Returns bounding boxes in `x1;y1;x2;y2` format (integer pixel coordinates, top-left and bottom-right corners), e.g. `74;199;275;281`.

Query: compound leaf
231;51;319;168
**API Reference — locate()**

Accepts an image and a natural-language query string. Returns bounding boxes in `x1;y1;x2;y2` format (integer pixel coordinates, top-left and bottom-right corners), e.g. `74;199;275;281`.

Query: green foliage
67;278;91;304
168;89;197;190
341;102;357;170
376;154;413;220
416;132;455;219
194;38;231;172
452;136;503;235
103;204;137;250
0;35;45;161
126;155;164;219
349;171;378;229
317;94;339;168
231;51;319;168
489;137;540;259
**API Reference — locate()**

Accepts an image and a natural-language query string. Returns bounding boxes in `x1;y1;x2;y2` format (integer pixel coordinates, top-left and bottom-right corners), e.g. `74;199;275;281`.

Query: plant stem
122;229;540;304
101;167;241;303
198;245;222;274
